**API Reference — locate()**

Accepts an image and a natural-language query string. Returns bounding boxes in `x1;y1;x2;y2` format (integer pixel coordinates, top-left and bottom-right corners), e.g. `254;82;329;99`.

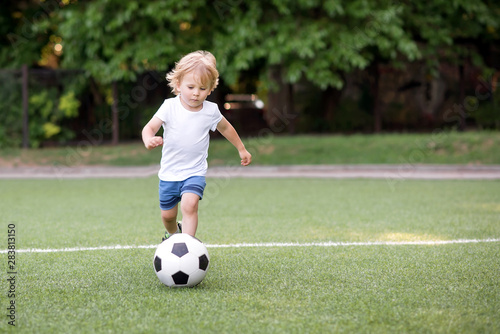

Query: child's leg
180;193;200;236
161;205;179;234
159;180;182;235
176;176;205;236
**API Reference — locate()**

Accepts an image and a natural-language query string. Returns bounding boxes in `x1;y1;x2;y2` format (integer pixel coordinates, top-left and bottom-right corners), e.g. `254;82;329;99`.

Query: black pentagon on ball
171;242;189;257
199;254;209;271
172;271;189;285
154;255;162;272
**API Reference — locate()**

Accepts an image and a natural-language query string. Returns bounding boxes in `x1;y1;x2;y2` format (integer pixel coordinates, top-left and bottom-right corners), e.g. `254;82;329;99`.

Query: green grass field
1;131;500;167
1;177;499;333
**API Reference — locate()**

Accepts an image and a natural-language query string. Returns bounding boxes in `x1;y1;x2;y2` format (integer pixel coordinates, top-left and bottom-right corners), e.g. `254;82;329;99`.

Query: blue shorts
159;176;206;211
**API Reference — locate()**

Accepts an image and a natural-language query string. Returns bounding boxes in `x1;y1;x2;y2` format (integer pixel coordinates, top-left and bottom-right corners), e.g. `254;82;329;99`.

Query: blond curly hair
166;50;219;95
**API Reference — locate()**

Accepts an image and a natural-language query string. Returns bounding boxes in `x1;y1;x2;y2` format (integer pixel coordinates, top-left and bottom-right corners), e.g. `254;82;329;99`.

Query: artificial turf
1;177;499;333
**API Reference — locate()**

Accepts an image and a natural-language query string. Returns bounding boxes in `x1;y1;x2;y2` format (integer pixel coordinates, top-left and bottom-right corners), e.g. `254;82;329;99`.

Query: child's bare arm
142;117;164;150
216;117;252;166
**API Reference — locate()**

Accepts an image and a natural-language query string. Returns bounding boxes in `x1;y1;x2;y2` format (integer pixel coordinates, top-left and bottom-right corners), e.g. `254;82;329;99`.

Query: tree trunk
22;64;29;148
266;66;296;134
370;63;382;133
111;81;119;145
286;83;295;135
458;63;466;131
322;86;342;131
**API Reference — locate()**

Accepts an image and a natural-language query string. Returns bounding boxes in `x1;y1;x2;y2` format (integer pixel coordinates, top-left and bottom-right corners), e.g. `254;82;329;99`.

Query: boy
142;50;252;240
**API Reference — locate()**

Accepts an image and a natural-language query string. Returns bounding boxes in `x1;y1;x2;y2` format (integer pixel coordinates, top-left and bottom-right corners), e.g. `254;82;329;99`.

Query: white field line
2;238;500;254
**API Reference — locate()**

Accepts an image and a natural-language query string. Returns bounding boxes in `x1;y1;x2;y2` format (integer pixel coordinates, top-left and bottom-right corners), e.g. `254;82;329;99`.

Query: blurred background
1;0;499;149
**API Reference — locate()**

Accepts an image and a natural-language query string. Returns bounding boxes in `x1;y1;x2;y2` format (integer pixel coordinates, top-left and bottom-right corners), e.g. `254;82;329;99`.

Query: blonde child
142;50;251;239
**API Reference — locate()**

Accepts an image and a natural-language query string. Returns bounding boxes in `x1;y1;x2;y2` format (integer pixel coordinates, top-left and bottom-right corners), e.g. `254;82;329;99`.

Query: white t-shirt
154;95;223;181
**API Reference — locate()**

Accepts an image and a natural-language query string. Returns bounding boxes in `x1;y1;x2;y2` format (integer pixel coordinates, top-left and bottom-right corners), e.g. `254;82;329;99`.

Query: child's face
177;72;212;112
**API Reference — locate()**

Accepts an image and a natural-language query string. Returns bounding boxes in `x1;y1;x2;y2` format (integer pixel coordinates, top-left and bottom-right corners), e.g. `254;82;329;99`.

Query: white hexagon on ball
153;233;210;287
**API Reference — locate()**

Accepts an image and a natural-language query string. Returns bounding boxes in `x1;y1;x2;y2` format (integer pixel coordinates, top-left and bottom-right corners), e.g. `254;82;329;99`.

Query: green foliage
0;2;50;68
28;89;80;148
2;0;499;87
1;0;499;141
474;102;500;130
58;91;80;118
215;0;421;90
214;0;499;91
0;68;86;148
0;71;23;148
50;0;207;84
402;0;500;73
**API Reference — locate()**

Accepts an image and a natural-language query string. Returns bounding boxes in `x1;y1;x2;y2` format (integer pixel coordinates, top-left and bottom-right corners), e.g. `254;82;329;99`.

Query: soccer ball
153;233;210;287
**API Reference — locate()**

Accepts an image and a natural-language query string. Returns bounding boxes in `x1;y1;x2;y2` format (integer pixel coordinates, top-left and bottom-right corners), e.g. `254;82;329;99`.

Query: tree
2;0;499;139
401;0;500;129
213;0;420;132
0;1;53;68
34;0;209;144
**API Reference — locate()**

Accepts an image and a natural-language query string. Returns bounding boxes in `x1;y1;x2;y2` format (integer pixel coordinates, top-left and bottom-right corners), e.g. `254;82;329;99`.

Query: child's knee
161;209;177;222
181;194;199;213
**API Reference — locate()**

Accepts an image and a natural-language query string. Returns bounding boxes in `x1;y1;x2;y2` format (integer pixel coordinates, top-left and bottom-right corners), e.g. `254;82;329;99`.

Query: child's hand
239;149;252;166
146;136;163;150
